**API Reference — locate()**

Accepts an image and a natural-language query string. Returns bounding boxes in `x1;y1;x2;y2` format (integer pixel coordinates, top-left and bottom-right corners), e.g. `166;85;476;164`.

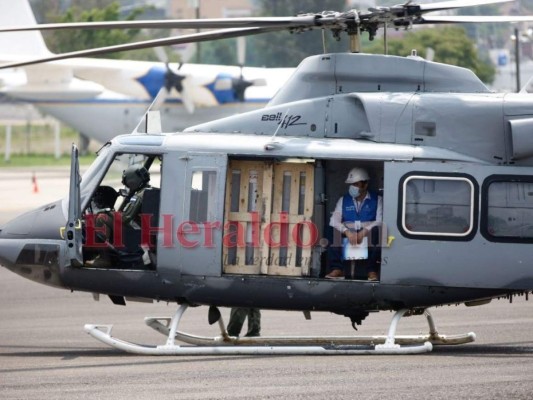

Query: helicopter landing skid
83;305;475;355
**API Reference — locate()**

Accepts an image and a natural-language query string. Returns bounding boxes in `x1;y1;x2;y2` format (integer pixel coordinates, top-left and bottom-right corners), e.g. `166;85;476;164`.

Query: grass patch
0;154;97;168
1;122;102;167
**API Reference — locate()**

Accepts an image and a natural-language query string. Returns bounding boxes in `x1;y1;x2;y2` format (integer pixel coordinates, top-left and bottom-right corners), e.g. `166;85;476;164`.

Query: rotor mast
349;9;362;53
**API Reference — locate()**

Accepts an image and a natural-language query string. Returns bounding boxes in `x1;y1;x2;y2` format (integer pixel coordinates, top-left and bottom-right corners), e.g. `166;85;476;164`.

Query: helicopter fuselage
1;53;532;323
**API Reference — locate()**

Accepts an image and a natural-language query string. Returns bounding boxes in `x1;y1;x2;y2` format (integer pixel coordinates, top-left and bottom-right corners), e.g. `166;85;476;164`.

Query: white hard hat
345;167;369;184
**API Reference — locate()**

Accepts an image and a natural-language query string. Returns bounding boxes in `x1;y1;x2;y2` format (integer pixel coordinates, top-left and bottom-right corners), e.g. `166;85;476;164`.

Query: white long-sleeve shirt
329;192;383;234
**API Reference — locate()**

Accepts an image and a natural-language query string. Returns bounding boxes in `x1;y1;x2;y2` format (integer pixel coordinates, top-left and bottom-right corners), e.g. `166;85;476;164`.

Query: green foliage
248;0;348;67
458;4;510;49
196;0;348;67
362;27;495;83
198;38;239;65
44;2;150;60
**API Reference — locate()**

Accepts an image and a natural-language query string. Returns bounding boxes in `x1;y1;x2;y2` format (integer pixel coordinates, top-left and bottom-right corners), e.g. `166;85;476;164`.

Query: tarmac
0;167;71;225
1;168;533;399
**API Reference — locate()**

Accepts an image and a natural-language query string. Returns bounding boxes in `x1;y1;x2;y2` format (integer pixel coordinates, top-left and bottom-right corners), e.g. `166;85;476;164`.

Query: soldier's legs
244;308;261;337
226;308;248;336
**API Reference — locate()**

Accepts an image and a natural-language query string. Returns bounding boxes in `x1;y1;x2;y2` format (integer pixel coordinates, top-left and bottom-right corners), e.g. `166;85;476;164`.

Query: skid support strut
84;306;475;355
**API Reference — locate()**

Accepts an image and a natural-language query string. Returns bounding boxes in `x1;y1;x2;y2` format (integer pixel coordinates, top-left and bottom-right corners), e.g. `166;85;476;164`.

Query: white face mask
349;185;360;198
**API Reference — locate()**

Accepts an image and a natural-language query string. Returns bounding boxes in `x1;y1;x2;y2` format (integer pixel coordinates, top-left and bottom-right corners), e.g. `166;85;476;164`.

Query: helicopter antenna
271;108;290;139
132;89;166;134
265;108;291;150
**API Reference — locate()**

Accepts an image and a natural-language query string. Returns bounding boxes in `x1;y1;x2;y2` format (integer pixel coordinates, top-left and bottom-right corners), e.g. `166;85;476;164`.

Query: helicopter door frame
64;144;83;267
158;152;227;277
223;159;315;277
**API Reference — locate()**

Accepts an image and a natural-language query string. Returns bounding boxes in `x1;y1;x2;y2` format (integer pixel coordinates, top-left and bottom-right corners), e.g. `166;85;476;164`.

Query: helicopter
1;0;533;355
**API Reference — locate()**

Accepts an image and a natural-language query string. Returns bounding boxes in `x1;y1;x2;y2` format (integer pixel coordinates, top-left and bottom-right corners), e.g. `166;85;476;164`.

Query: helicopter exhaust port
83;304;475;356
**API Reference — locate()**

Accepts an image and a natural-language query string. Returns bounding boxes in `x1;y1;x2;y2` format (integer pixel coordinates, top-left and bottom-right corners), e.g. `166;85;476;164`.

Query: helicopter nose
0;237;64;288
0;199;65;239
0;200;67;288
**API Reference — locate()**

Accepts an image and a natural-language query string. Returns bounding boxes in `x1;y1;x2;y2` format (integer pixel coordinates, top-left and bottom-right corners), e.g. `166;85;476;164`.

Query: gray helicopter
1;0;533;355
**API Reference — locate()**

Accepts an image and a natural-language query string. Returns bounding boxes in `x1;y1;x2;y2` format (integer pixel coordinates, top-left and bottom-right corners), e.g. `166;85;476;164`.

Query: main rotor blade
418;0;513;12
420;15;533;24
0;1;513;35
0;0;520;68
0;15;319;34
0;27;277;70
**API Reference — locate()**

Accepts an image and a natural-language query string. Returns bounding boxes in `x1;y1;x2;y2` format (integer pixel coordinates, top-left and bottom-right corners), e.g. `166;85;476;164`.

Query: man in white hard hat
326;167;382;280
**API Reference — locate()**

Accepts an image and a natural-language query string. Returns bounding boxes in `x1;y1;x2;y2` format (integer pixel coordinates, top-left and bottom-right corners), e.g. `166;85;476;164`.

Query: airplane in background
0;0;294;144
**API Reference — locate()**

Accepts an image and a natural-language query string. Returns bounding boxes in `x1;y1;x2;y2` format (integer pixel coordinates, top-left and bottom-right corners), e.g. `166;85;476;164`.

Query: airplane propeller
0;0;531;69
153;47;195;113
232;70;254;103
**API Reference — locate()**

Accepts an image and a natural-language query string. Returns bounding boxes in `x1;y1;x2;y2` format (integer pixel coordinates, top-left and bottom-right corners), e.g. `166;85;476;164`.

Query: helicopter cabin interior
81;152;385;281
219;158;384;280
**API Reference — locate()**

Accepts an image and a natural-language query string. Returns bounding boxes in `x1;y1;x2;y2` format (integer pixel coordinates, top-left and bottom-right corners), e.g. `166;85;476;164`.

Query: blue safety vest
341;192;378;223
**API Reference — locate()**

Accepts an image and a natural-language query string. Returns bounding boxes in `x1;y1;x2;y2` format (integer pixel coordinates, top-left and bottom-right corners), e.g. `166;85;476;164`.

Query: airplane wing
0;0;295;145
0;0;155;102
0;64;104;101
0;0;294;108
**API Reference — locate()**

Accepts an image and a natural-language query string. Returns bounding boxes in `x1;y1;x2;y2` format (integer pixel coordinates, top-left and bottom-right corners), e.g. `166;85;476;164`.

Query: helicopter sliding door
223;160;315;277
157;152;227;277
383;161;533;290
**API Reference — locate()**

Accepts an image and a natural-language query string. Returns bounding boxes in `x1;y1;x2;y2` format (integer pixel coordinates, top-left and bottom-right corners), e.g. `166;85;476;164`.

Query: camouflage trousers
226;308;261;337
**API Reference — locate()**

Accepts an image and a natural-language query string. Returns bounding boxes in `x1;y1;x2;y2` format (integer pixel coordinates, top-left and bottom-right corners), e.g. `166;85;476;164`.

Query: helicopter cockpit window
484;179;533;240
401;175;476;239
82;152;162;270
79;144;113;209
95;153;162;204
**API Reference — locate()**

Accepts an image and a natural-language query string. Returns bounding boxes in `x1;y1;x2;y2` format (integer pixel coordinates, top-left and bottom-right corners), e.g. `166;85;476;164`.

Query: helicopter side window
483;177;533;242
400;174;477;240
189;170;218;223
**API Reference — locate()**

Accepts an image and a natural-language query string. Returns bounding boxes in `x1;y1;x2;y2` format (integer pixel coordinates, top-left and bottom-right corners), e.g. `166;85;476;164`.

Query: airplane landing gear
83;305;475;355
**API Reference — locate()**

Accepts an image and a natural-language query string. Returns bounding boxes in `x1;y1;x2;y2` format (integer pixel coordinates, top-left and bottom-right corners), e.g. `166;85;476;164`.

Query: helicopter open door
64;144;83;267
383;161;533;290
223;160;315;277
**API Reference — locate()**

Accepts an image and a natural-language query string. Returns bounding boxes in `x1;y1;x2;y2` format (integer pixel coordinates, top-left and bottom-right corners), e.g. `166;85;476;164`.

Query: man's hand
346;229;366;245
